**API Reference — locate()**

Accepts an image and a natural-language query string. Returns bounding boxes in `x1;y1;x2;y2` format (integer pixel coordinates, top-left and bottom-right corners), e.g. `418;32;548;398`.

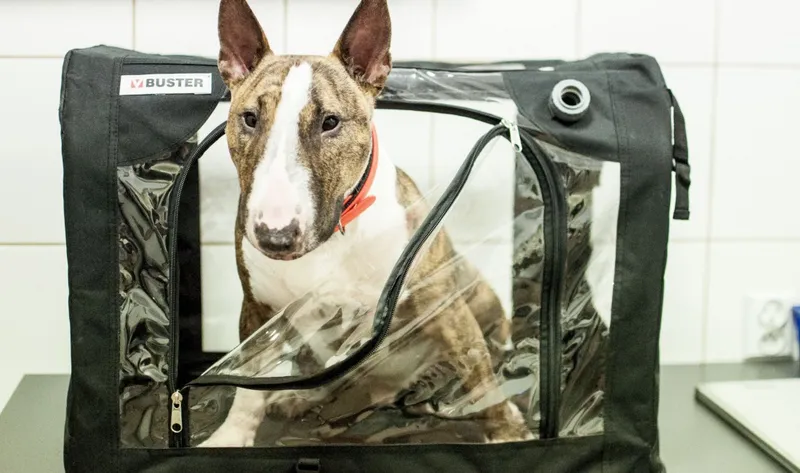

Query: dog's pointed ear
331;0;392;96
218;0;272;87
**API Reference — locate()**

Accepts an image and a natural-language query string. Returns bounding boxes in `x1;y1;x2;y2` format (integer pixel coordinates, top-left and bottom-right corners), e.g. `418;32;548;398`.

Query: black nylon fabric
600;64;673;472
60;45;686;472
117;61;227;164
60;45;122;472
503;53;669;164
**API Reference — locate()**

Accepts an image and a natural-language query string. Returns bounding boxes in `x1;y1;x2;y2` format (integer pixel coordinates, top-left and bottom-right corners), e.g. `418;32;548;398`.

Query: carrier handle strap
669;89;690;220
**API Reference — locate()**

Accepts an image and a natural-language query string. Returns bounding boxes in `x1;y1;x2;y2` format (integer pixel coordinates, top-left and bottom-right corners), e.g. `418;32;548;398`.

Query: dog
198;0;532;447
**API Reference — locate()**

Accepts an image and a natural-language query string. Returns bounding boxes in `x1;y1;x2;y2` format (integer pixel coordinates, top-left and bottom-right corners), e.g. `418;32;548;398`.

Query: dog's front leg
199;299;330;447
199;387;270;447
432;298;533;443
199;297;277;447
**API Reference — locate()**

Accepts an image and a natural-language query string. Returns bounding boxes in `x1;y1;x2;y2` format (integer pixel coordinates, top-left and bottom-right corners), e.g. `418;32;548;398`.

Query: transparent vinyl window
546;143;619;437
188;103;542;446
117;85;619;448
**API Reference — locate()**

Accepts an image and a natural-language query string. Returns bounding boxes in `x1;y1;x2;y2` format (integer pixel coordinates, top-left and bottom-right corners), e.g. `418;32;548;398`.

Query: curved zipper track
165;121;227;447
186;121;508;392
164;101;567;444
519;132;567;439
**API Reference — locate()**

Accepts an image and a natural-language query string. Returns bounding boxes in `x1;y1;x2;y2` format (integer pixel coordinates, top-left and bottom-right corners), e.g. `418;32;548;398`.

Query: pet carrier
59;44;689;472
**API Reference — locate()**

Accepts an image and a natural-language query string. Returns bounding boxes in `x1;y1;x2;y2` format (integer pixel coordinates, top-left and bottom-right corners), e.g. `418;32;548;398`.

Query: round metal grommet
549;79;591;123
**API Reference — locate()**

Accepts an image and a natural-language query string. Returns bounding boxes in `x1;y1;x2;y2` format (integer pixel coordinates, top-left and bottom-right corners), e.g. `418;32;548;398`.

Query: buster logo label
119;73;213;96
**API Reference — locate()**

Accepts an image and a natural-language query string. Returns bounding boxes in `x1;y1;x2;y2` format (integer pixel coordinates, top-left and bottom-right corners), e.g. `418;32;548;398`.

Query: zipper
169;391;184;434
184;120;511;393
519;132;567;439
500;117;522;153
166;121;228;447
386;103;566;439
163;101;566;444
501;116;566;438
368;123;513;370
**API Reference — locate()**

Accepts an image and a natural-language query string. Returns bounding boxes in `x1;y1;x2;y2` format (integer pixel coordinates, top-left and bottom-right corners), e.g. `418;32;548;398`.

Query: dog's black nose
255;219;301;253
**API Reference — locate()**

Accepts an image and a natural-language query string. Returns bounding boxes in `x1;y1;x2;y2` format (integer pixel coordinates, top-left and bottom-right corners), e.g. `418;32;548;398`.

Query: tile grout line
700;0;723;364
575;0;582;59
0;58;792;69
0;243;67;247
0;58;789;69
282;0;289;54
131;0;136;50
427;0;438;190
0;55;64;59
672;238;800;243
716;62;800;70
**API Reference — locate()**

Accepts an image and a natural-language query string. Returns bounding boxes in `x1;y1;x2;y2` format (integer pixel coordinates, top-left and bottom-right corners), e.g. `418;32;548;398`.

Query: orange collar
337;124;379;234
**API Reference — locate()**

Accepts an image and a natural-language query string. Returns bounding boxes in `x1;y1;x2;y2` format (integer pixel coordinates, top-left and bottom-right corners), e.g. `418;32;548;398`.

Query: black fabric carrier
59;45;690;472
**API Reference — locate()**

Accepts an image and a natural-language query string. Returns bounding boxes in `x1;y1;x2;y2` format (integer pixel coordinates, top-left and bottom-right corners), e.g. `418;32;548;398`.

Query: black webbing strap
669;89;691;220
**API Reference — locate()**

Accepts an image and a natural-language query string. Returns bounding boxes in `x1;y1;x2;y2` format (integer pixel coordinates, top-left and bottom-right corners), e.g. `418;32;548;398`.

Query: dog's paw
197;423;257;448
484;401;535;443
486;427;535;443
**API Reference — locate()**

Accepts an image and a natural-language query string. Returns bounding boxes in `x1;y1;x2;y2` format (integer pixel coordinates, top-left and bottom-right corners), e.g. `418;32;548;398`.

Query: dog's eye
321;115;340;133
242;111;258;129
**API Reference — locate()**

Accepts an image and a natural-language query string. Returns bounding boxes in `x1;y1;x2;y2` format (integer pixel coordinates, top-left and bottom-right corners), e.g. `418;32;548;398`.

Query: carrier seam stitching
110;53;125;471
602;64;626;473
59;47;75;456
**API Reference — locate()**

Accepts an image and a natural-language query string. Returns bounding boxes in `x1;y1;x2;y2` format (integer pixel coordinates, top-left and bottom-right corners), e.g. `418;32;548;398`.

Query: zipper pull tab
170;391;183;433
501;117;523;153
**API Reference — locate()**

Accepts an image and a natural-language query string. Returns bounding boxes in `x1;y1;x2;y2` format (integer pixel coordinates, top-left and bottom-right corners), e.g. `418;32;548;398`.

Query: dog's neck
337;124;380;234
336;125;400;236
330;130;405;240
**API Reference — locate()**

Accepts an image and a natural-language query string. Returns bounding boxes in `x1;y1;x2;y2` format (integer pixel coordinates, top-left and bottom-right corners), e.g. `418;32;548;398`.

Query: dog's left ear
331;0;392;96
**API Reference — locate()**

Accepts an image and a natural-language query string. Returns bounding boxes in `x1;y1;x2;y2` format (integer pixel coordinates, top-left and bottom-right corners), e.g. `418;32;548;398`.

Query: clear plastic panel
118;143;195;448
185;109;542;447
382;69;510;103
116;66;619;449
544;142;619;437
197;102;242;352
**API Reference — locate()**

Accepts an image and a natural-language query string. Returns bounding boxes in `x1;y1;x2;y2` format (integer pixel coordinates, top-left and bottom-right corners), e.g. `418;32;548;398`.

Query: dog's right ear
218;0;272;87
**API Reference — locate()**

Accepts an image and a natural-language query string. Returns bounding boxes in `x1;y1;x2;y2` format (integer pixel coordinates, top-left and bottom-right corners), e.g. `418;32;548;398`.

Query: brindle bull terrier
199;0;532;446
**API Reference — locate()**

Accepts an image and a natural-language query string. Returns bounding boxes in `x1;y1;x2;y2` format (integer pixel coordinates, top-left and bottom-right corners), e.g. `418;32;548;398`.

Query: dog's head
217;0;391;261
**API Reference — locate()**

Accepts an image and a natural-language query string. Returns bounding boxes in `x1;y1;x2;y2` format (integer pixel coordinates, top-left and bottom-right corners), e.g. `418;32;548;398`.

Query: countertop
1;363;797;472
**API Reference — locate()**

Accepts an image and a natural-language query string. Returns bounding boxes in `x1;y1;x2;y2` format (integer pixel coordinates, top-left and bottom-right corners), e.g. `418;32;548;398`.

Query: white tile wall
661;66;714;242
0;1;133;57
718;0;800;65
286;0;433;58
0;246;70;409
661;242;707;364
435;0;579;61
0;59;66;244
579;0;715;64
1;0;798;410
706;243;800;362
712;68;800;239
136;0;285;57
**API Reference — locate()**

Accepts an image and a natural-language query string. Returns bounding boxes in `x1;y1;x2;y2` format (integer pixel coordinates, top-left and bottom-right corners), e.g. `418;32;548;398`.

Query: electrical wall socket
742;293;800;361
